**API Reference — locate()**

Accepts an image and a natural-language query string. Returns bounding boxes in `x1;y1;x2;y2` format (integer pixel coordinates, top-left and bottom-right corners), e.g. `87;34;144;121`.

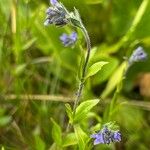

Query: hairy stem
72;24;91;117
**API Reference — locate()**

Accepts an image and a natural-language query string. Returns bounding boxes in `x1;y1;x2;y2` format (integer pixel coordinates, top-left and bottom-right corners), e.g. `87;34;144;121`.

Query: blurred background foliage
0;0;150;149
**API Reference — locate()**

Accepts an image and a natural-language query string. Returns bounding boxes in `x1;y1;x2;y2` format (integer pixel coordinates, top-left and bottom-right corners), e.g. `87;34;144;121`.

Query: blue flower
129;46;147;65
91;126;121;145
60;32;77;47
113;131;121;142
44;0;69;27
50;0;58;5
91;132;105;145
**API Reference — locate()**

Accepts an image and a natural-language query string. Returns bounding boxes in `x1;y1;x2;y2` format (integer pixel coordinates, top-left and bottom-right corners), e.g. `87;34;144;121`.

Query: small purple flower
44;0;83;28
44;0;69;27
113;131;121;142
50;0;58;5
91;132;105;145
91;126;121;145
60;32;77;47
129;46;147;65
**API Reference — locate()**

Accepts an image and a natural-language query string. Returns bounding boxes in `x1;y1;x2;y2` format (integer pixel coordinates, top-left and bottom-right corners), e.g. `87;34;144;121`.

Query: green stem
72;24;91;117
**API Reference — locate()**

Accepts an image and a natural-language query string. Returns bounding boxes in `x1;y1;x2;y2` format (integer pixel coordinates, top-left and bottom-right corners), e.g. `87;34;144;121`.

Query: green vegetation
0;0;150;149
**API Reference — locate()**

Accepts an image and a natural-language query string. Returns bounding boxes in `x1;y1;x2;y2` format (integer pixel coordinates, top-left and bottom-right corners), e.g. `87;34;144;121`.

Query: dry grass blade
2;94;73;102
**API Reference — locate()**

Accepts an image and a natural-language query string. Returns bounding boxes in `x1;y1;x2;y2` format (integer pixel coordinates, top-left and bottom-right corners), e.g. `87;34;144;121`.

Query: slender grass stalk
11;0;17;34
103;0;149;54
2;94;72;102
3;94;150;110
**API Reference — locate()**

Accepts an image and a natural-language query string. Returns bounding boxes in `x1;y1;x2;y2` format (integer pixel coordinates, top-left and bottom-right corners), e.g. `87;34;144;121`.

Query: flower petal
50;0;58;5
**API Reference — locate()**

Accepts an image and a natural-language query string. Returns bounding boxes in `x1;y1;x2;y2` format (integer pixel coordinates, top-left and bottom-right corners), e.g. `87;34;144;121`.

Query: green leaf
86;0;104;5
70;18;82;28
101;62;127;98
65;103;73;124
62;133;77;147
49;143;62;150
34;135;46;150
0;116;11;126
85;61;108;80
92;57;119;85
74;125;88;150
51;118;62;146
13;64;27;75
22;38;37;51
127;0;149;38
74;7;82;22
89;47;98;61
1;147;5;150
74;99;100;123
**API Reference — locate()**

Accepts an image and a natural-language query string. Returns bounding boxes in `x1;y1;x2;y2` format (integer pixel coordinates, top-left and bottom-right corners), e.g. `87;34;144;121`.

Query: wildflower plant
44;0;121;149
91;125;121;145
128;46;147;65
123;46;148;76
60;32;77;47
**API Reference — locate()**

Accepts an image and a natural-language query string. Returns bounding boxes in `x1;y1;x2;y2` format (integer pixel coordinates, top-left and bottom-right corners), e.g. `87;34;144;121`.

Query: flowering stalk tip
44;0;70;27
44;0;83;28
129;46;147;65
44;0;92;131
91;126;121;145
